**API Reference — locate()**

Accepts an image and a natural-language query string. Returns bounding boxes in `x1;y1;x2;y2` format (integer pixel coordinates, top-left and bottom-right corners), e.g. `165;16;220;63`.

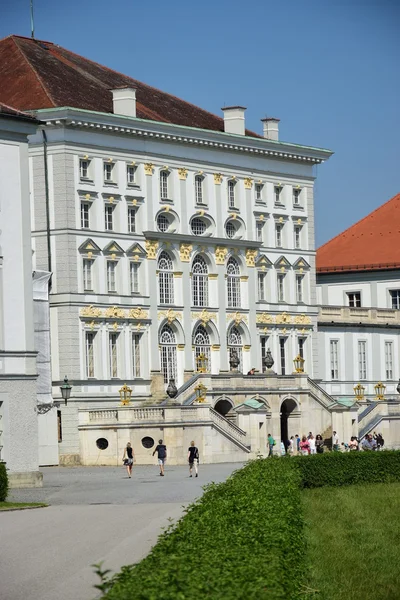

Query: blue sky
2;0;399;246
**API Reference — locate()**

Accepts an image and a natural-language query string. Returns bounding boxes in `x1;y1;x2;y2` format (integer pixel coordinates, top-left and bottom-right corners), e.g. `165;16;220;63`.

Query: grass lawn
0;501;47;511
303;482;400;600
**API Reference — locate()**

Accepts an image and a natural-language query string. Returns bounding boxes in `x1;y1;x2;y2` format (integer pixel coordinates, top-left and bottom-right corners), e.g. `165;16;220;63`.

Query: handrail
209;408;247;440
358;402;377;421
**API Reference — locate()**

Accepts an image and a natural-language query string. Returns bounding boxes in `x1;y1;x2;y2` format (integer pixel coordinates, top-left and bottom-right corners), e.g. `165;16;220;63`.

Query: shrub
0;462;8;501
293;450;400;489
104;459;306;600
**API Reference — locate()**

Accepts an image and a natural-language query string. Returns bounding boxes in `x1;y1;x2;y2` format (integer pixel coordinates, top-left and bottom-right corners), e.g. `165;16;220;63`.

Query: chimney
261;117;280;141
221;106;246;136
111;87;137;117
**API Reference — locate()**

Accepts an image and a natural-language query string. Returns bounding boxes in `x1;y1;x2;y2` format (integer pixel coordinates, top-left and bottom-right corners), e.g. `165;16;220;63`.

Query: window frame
79;158;91;181
276;223;283;247
296;274;304;303
128;206;136;233
277;273;285;302
80;202;90;229
195;175;206;206
126;164;136;186
279;337;286;375
227;257;241;308
103;161;115;184
158;251;174;304
228;180;236;209
107;260;117;293
274;185;283;205
160;170;169;200
385;341;394;380
132;333;141;378
347;292;362;308
293;188;301;206
130;262;139;294
256;221;264;243
390;289;400;309
330;339;339;380
85;331;95;378
83;258;93;292
105;204;114;231
255;183;264;203
258;272;266;301
109;332;119;378
192;255;209;307
294;225;301;249
358;340;367;380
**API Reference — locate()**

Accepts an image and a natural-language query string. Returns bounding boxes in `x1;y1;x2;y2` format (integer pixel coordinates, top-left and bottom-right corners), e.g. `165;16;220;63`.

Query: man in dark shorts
187;440;199;477
152;439;167;476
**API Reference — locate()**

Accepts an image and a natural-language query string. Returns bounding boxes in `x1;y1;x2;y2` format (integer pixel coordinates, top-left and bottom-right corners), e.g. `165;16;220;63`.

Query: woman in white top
309;435;317;455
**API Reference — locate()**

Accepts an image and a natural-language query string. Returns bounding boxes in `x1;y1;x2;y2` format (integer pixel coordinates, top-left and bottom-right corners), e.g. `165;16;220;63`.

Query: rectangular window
330;340;339;380
358;341;367;380
127;165;136;185
256;221;263;242
81;202;90;229
298;337;305;359
276;224;283;247
128;207;136;233
294;225;301;249
105;205;114;231
132;333;141;378
159;272;174;304
109;333;118;378
104;162;114;182
57;410;62;442
279;337;286;375
130;262;139;294
195;176;204;205
261;336;268;372
296;274;303;303
83;259;93;291
347;292;361;307
258;272;266;300
385;341;393;379
274;186;282;204
277;273;285;302
160;171;169;199
255;184;263;202
107;261;117;293
79;159;89;180
390;290;400;309
293;188;301;206
85;332;95;378
228;181;236;209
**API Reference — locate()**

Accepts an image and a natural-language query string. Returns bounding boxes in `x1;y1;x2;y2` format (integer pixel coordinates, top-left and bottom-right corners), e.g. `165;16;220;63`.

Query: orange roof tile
0;35;260;137
317;193;400;273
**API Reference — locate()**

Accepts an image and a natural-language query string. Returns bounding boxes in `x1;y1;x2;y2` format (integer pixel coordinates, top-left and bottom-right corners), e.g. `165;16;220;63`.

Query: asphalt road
1;463;242;600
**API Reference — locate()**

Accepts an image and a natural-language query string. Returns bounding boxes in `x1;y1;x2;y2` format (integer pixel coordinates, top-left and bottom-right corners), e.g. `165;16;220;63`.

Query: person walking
153;439;167;476
187;441;199;477
309;434;317;455
122;442;134;478
300;435;310;456
295;434;300;454
315;434;324;454
288;436;295;456
267;433;275;457
332;431;340;452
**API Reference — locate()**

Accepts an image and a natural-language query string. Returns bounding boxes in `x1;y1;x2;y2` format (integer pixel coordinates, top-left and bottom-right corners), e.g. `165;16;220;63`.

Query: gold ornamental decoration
178;167;188;180
192;309;217;326
276;312;292;325
144;163;154;175
145;239;159;260
159;309;182;324
179;243;192;262
245;248;258;267
256;313;274;325
227;312;248;326
80;305;103;318
294;314;311;325
105;306;126;319
213;173;223;185
244;177;253;189
214;246;228;265
128;307;149;320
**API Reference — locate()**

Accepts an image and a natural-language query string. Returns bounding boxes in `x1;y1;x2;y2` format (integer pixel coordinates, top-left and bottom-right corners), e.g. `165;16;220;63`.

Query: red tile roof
0;35;260;137
0;101;39;122
317;193;400;273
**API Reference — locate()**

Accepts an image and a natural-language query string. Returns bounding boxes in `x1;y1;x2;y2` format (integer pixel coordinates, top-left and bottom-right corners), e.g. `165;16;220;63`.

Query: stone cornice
35;108;333;164
143;231;261;249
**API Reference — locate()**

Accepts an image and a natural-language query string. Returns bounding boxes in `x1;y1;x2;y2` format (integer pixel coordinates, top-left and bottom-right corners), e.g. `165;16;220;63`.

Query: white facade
0;112;42;486
28;106;332;463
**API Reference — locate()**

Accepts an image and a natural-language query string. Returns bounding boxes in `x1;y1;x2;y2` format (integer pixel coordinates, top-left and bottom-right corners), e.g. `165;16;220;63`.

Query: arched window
192;255;208;307
227;256;241;308
158;251;174;304
159;325;177;383
193;325;211;373
228;326;242;371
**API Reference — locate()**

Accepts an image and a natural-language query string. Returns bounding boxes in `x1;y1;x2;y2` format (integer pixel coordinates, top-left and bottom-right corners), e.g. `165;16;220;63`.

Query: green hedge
293;450;400;489
104;459;306;600
0;462;8;501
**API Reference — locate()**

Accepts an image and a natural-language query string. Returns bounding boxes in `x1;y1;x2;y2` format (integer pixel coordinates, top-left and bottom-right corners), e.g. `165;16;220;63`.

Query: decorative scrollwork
80;305;102;318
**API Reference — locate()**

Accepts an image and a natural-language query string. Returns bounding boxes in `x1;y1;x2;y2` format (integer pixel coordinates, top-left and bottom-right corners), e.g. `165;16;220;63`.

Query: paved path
1;463;242;600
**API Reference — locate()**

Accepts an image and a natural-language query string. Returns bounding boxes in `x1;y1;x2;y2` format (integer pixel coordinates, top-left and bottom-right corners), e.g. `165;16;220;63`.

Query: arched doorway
280;399;297;448
214;398;233;417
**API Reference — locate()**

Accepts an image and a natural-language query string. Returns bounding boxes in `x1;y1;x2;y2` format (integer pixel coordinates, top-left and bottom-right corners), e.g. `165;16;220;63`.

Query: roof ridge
317;192;400;251
12;36;56;107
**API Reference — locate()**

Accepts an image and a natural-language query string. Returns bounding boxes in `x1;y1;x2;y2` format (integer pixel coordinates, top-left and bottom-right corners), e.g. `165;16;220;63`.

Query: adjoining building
0;103;43;486
317;193;400;445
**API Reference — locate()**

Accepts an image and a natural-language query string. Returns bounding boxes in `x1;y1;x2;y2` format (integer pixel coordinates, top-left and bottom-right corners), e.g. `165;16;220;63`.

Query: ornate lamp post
353;383;365;402
60;376;72;406
196;353;208;374
119;383;132;406
374;381;386;401
194;382;207;403
293;354;305;373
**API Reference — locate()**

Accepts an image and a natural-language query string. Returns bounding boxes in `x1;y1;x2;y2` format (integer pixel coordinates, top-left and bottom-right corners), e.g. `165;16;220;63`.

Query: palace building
2;34;397;468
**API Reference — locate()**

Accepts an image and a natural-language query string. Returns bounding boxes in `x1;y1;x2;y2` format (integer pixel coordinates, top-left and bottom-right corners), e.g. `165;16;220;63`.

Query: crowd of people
122;439;200;478
267;430;385;456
